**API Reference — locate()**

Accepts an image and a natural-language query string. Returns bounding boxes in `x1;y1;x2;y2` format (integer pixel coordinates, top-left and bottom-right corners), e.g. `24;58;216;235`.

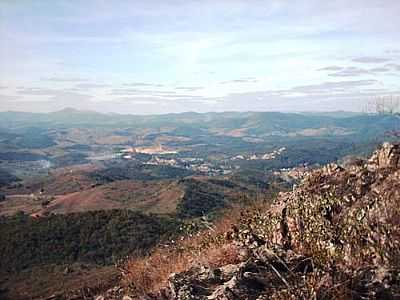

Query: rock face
268;142;400;256
368;142;400;170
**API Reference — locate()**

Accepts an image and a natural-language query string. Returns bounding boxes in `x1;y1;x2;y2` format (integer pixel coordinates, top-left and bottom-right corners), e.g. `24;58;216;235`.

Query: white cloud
352;57;391;63
328;67;372;77
122;82;164;88
220;77;259;84
318;66;343;71
41;77;89;82
75;83;111;89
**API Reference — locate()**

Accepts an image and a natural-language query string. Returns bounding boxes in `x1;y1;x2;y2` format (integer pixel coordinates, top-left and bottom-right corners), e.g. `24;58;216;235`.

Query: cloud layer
1;0;400;113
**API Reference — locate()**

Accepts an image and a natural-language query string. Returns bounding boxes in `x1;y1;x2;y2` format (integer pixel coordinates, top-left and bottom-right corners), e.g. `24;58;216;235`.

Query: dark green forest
0;210;180;273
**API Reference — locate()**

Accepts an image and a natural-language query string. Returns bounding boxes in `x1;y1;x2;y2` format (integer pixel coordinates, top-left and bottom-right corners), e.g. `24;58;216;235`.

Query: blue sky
1;0;400;114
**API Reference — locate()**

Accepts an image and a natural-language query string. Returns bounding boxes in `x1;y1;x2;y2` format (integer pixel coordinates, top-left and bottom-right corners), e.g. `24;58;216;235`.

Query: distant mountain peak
54;107;81;114
53;107;103;115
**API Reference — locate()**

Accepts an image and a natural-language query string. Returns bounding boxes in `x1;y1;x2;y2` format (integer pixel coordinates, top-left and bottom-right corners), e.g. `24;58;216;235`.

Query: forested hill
0;109;398;135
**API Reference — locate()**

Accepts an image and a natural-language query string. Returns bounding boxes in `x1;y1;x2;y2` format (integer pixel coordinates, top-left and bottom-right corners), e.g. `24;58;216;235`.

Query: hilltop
105;142;400;300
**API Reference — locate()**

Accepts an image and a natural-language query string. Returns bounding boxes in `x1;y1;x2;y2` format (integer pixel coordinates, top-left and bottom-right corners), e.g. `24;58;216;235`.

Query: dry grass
122;248;192;295
122;243;241;295
120;201;270;296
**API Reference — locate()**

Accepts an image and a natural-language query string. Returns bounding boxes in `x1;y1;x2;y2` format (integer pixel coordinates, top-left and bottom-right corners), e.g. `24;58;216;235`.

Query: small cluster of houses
231;147;286;161
119;144;177;159
116;144;290;176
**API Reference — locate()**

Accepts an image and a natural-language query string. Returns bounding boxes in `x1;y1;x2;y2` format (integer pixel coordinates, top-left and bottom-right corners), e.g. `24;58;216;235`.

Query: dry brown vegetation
120;202;269;296
3;163;98;196
35;179;183;215
1;264;119;300
1;172;184;216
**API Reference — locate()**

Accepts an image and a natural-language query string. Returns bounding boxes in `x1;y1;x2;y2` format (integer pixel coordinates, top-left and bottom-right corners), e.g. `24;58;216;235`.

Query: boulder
368;142;400;170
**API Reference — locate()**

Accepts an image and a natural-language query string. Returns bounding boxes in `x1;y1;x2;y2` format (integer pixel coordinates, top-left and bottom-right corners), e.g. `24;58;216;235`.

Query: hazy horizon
0;106;370;117
1;1;400;114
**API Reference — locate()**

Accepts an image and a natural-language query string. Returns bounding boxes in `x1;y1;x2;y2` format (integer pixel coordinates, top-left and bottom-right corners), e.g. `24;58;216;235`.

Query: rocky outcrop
145;244;397;300
266;142;400;260
367;142;400;170
154;245;314;300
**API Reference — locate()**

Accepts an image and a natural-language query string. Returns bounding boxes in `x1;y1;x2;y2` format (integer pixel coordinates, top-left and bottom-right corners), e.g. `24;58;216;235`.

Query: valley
0;109;398;299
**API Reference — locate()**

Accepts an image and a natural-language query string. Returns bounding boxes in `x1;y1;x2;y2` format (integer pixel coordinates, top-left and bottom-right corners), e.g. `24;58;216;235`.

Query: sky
1;0;400;114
